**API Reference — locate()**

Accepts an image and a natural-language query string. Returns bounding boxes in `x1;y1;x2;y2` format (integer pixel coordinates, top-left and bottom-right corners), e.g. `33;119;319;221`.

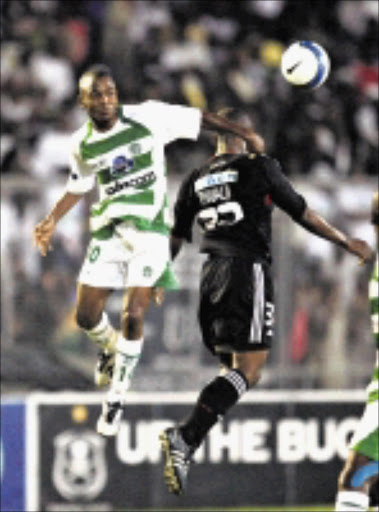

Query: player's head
215;108;253;155
372;191;379;249
78;64;118;129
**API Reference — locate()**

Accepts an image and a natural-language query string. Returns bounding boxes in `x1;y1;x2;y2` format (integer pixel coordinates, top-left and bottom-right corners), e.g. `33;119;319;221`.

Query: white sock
335;490;370;511
85;312;117;352
110;335;144;396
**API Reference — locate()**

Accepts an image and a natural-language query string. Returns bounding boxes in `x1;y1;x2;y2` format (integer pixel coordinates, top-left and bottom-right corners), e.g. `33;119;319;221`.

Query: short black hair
78;64;115;94
83;63;113;80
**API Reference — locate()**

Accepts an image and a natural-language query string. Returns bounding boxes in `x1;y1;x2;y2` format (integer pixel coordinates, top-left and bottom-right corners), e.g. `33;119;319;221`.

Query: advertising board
25;390;365;510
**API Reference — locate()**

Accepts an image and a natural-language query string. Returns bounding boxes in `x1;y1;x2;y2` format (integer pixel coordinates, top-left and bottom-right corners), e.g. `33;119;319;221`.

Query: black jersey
172;153;307;263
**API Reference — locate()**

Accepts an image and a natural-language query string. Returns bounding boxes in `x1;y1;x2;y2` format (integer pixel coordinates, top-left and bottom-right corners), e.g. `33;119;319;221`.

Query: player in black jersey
160;109;374;495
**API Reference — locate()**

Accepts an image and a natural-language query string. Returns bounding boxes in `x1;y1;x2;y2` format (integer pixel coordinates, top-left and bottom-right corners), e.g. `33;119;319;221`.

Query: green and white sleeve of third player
349;257;378;460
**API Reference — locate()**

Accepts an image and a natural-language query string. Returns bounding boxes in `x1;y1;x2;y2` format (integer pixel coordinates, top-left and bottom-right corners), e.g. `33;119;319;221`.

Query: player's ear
78;91;88;109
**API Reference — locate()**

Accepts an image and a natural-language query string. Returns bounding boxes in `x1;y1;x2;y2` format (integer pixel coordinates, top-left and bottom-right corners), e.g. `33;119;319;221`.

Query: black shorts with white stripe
198;255;274;354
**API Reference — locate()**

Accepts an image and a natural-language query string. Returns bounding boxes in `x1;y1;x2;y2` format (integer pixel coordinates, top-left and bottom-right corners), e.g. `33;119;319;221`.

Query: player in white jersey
33;64;265;436
335;192;379;512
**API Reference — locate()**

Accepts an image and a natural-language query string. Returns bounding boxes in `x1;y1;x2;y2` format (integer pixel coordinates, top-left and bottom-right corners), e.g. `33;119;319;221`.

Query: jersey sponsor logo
111;155;134;178
105;171;156;195
194;170;238;192
197;184;232;205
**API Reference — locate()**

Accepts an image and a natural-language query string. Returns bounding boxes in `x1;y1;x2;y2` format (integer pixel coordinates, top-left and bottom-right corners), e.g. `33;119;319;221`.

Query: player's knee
349;461;379;490
122;304;145;337
245;368;262;388
123;300;146;324
128;303;145;320
75;309;98;331
338;459;379;492
236;358;266;387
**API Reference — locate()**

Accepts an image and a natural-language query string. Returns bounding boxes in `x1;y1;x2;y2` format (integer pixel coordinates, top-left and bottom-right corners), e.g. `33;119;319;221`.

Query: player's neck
92;116;118;132
216;138;246;155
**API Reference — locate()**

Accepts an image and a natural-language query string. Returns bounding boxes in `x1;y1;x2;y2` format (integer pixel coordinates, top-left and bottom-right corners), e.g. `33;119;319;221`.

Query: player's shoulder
127;99;167;113
71;121;88;139
70;121;90;152
237;153;284;180
247;153;281;169
130;99;195;115
235;152;273;167
120;100;170;123
245;152;272;162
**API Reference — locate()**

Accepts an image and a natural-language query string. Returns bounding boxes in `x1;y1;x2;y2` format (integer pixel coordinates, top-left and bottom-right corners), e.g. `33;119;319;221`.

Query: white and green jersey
66;100;202;240
368;255;378;404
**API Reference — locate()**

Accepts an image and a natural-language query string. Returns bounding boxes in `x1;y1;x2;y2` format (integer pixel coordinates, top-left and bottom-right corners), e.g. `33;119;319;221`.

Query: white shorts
78;226;171;289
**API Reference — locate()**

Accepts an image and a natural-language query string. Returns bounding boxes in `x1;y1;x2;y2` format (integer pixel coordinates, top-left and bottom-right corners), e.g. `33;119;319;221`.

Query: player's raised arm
201;111;266;154
298;207;374;264
33;191;84;256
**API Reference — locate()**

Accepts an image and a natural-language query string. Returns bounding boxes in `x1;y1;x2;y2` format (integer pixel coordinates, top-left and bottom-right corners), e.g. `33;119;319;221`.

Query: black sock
180;369;248;447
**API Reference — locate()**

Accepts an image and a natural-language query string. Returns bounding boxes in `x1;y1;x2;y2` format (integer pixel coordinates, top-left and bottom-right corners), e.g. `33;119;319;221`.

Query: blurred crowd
1;0;378;391
1;0;378;179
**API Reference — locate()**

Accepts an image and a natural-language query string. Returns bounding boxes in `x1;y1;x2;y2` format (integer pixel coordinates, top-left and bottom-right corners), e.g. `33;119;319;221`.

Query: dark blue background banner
0;401;26;512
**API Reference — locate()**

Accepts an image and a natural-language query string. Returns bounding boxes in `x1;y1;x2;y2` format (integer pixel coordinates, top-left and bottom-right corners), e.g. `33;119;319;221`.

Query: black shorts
198;256;274;355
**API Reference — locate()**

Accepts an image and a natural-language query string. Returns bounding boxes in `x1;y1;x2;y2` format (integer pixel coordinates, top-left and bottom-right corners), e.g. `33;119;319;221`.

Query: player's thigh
122;287;152;317
199;257;274;352
233;349;269;385
126;241;168;288
76;283;113;326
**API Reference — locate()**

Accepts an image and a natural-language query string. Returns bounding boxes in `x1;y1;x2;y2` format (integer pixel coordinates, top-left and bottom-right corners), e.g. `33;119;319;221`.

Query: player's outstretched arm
299;207;374;264
33;192;84;256
201;111;265;154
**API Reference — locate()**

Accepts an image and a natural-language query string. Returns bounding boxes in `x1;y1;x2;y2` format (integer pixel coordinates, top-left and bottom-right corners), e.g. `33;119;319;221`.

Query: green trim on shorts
368;388;379;404
91;224;115;240
368;368;379;403
352;428;379;460
154;263;179;290
91;216;170;240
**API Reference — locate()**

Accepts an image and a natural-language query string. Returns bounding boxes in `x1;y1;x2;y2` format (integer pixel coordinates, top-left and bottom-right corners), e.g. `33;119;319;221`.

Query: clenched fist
33;215;56;256
346;238;375;265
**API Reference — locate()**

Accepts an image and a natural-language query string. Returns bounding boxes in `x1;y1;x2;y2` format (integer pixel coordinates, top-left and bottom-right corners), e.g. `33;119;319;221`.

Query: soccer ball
280;40;330;89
